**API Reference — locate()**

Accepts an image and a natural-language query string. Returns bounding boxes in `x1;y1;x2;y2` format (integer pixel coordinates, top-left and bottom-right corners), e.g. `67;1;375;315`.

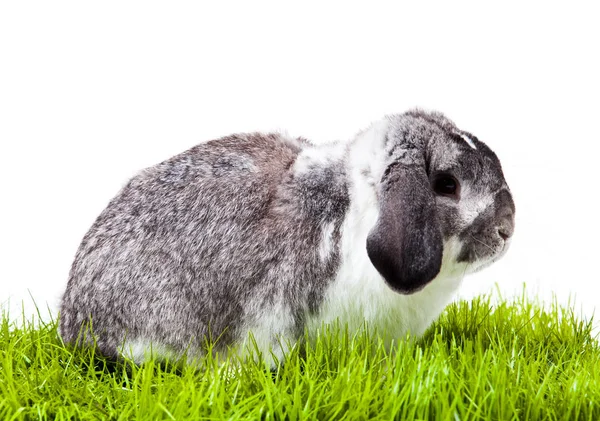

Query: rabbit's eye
432;174;460;198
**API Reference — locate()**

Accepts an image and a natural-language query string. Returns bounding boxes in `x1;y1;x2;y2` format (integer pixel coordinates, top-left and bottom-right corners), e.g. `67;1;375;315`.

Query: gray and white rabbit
60;109;515;366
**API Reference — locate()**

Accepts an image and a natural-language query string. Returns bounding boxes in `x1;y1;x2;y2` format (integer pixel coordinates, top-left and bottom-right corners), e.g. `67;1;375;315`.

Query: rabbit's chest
308;255;463;343
306;212;464;344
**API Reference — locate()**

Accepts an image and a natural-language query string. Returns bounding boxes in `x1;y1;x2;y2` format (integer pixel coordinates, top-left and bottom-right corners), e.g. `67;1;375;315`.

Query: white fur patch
239;296;296;367
460;184;494;225
318;221;336;262
292;141;346;176
459;133;477;149
120;338;176;364
349;120;389;183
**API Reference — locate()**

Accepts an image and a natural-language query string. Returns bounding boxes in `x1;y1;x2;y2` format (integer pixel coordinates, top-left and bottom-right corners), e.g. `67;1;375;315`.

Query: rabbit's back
60;133;349;359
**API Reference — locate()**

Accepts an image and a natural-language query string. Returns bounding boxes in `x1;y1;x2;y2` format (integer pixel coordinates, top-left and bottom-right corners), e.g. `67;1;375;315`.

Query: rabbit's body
61;133;349;363
60;111;515;365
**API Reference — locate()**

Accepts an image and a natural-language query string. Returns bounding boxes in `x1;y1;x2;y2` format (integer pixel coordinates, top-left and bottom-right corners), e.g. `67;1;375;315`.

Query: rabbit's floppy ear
366;151;443;294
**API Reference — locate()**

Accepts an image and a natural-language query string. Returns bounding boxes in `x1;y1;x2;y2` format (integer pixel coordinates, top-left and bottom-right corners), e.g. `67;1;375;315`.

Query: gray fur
61;133;348;358
60;110;514;361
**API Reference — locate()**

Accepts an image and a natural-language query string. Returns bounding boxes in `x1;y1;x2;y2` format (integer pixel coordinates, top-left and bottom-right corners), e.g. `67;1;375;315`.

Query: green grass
1;296;599;420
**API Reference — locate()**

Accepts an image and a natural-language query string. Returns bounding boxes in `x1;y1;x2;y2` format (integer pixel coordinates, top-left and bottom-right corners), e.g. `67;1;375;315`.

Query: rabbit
59;109;515;367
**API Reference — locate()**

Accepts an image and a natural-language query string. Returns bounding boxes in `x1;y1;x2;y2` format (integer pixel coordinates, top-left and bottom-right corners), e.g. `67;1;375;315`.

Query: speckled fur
60;110;514;365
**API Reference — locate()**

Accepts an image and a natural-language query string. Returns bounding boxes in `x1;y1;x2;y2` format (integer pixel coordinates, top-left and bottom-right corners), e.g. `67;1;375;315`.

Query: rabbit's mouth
456;232;510;269
461;236;511;274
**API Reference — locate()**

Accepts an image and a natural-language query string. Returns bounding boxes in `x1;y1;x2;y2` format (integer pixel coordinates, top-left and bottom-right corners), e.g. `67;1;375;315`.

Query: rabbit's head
366;110;515;294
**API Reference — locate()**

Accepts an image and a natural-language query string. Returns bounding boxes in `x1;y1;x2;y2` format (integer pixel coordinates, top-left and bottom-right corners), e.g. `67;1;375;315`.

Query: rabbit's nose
494;189;515;241
496;213;514;241
498;227;512;241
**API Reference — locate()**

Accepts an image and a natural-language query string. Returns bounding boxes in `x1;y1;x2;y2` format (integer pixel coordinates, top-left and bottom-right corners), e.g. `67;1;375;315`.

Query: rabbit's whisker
470;236;495;254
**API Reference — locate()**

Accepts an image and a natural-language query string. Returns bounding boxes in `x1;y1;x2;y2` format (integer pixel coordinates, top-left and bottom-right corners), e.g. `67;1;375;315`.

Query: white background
1;2;599;326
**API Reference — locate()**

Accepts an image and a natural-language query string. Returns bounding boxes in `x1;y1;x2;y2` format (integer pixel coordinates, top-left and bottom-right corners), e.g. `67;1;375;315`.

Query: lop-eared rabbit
60;110;515;366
